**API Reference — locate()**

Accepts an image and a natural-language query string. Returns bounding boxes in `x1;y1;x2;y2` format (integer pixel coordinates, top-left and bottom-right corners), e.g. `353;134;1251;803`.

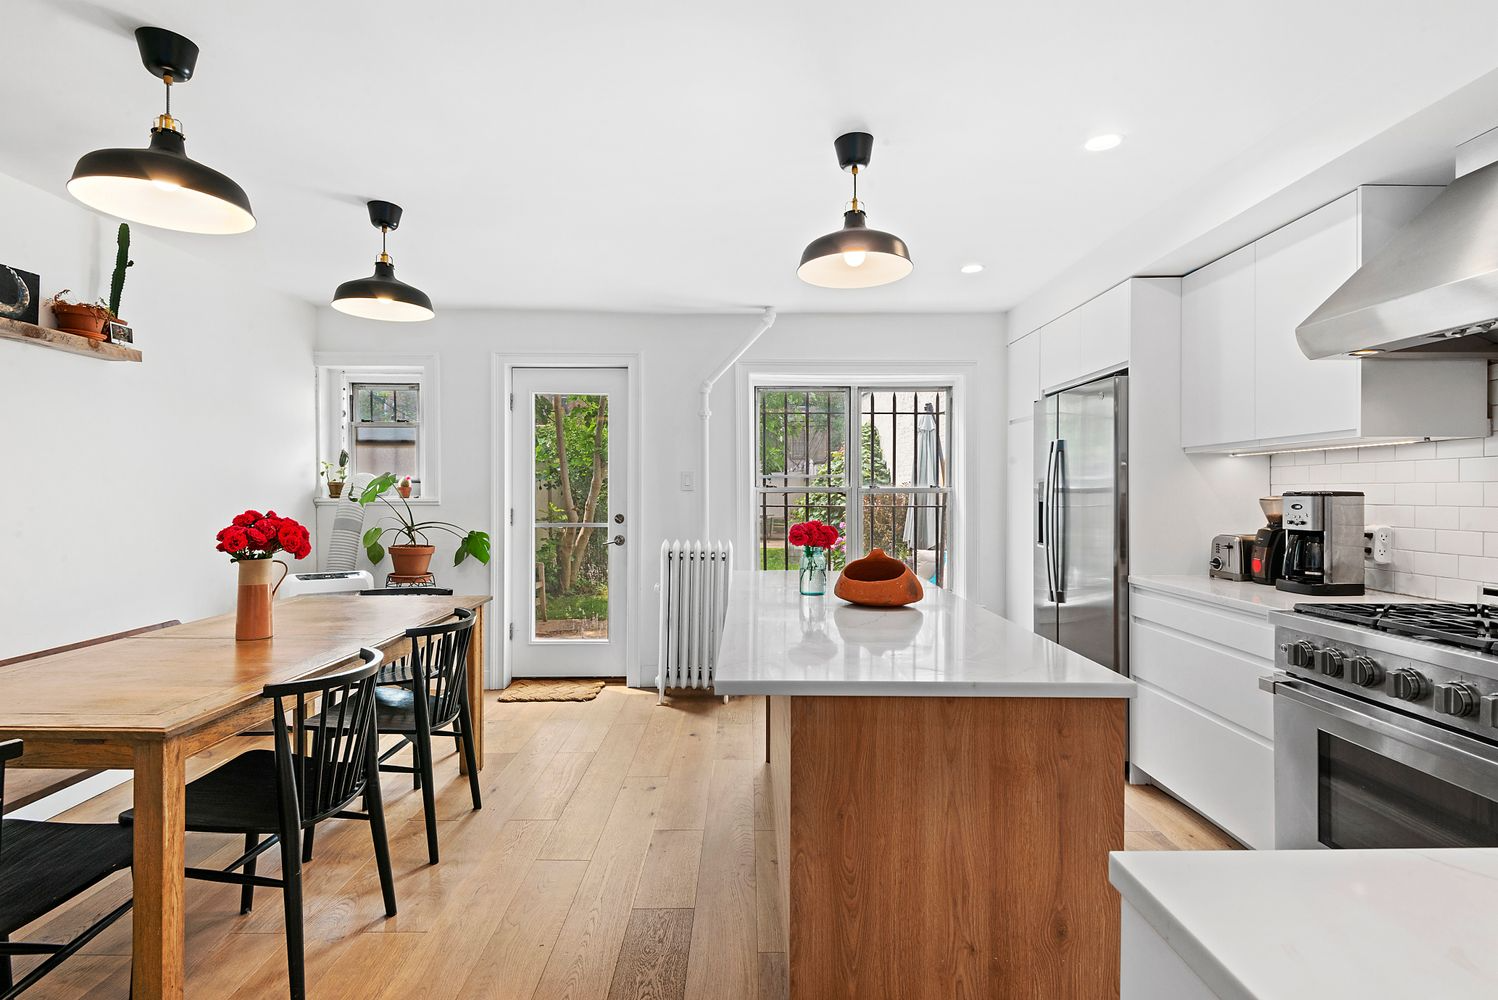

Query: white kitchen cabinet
1038;281;1130;393
1180;186;1487;453
1128;581;1277;849
1005;419;1035;628
1006;331;1040;422
1180;244;1255;450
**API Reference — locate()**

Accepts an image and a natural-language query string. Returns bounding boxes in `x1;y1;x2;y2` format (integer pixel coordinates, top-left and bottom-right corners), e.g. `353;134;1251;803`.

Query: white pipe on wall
700;306;776;536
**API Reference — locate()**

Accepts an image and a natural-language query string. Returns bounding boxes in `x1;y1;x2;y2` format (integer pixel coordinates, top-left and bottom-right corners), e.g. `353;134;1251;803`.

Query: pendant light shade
331;201;435;323
68;27;255;235
798;131;912;289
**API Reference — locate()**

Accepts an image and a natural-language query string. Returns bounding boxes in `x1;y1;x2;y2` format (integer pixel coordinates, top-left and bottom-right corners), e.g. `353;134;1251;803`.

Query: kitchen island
716;571;1135;999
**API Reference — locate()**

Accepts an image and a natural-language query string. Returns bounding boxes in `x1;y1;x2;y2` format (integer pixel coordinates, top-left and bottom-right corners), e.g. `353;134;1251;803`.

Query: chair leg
366;769;398;917
2;934;12;993
416;727;440;865
457;700;483;811
240;833;259;914
302;825;316;864
277;825;306;1000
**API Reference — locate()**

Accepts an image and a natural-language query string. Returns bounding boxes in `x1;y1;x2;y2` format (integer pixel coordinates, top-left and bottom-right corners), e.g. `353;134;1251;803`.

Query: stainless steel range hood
1297;158;1498;360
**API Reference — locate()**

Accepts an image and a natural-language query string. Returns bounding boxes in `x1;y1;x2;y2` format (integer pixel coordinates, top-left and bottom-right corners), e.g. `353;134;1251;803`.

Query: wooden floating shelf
0;316;142;362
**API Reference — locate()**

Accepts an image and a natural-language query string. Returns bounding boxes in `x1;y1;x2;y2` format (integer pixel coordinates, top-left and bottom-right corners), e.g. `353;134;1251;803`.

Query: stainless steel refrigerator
1034;374;1129;676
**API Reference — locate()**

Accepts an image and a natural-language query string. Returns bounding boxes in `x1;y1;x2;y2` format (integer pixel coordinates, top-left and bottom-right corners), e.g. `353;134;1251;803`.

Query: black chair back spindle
408;608;476;731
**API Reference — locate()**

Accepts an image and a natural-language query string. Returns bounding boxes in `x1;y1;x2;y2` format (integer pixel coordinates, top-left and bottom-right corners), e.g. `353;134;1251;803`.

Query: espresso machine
1250;496;1286;586
1275;491;1365;596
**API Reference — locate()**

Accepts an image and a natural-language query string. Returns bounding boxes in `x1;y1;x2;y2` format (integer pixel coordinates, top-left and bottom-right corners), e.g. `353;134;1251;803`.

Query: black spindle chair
1;739;135;999
306;609;480;866
120;648;397;1000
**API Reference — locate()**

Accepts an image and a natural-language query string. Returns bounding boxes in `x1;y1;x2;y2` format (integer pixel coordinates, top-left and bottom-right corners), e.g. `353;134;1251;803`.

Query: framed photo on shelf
0;265;40;326
104;320;134;345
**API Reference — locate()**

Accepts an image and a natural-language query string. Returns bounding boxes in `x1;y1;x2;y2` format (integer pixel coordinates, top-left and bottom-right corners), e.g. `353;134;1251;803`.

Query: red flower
245;525;274;550
789;520;839;550
788;523;810;546
219;526;250;553
232;510;262;527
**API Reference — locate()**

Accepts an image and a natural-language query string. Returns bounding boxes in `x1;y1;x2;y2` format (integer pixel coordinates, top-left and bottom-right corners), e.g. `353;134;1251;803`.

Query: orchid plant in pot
357;472;490;577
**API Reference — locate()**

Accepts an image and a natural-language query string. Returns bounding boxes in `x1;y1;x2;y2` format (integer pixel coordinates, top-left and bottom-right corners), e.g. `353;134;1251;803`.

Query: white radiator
656;540;733;702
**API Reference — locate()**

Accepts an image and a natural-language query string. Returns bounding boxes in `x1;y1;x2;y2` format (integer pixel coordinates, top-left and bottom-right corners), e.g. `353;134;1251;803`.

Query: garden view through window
350;382;422;497
756;386;951;587
533;392;610;640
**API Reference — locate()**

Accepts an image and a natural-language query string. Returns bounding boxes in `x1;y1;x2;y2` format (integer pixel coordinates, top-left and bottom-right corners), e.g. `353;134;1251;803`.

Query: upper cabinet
1181;187;1489;453
1180;244;1256;449
1006;331;1041;422
1038;280;1131;393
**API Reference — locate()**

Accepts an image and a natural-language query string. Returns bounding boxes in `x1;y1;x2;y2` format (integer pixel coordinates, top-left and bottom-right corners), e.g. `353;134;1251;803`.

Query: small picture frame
0;265;40;326
105;320;134;345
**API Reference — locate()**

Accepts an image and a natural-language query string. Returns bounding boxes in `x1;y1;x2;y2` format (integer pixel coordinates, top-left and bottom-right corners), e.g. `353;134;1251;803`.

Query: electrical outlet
679;471;694;492
1365;524;1393;565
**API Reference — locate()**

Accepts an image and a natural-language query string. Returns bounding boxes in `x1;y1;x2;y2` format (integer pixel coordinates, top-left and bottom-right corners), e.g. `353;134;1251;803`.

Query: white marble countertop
1129;574;1418;616
1111;848;1498;1000
713;571;1134;697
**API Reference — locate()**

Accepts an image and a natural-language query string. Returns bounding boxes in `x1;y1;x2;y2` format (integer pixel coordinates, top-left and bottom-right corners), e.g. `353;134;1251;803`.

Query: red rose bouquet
215;509;312;562
788;519;839;550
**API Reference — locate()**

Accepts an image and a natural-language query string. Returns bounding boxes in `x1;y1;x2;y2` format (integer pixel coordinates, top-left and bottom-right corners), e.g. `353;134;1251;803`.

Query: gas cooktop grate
1293;602;1498;653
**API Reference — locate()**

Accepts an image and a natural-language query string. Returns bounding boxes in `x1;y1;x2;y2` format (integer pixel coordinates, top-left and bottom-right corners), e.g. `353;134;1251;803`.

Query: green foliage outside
534;394;609;619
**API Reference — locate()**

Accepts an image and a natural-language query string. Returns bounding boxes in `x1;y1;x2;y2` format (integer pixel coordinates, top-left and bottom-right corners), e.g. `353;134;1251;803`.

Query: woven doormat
497;678;607;702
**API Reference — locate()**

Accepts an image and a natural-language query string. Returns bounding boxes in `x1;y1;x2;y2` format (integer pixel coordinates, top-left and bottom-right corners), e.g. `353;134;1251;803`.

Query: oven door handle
1266;674;1498;775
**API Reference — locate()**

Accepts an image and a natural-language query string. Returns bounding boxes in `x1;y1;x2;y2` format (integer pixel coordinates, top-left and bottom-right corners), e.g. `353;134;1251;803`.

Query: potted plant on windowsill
357;471;490;576
320;449;350;498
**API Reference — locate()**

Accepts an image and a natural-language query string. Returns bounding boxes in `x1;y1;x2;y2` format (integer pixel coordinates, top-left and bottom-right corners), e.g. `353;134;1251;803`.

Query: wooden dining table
0;593;492;999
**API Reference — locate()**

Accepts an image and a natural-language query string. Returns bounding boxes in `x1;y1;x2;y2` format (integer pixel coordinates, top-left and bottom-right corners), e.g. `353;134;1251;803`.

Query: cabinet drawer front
1129;589;1276;661
1131;620;1274;739
1131;681;1274;849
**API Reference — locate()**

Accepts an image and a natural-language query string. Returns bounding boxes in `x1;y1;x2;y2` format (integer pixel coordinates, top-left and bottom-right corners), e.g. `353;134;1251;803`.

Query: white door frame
492;352;645;689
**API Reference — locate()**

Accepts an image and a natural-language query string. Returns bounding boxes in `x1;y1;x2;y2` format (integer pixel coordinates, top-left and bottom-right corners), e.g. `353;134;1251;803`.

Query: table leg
460;604;486;774
132;737;186;1000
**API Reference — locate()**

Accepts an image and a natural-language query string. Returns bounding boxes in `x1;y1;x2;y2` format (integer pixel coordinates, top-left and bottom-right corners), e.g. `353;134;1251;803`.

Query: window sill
313;496;443;507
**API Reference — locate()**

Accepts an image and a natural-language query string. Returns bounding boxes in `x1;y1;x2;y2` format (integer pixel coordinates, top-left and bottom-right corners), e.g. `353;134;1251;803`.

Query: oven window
1319;733;1498;849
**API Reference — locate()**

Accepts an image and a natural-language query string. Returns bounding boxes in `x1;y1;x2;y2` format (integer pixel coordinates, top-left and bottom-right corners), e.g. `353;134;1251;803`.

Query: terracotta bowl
833;548;924;607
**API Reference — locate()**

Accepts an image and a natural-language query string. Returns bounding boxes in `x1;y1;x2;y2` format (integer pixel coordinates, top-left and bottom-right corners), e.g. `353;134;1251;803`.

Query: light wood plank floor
10;686;1238;998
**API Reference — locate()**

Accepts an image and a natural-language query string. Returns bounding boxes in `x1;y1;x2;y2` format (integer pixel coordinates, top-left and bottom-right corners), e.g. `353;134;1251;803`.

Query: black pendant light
331;201;435;322
68;27;255;235
798;131;912;288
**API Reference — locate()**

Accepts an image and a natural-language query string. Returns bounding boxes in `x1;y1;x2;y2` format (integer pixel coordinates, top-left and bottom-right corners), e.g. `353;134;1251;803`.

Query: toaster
1210;534;1255;582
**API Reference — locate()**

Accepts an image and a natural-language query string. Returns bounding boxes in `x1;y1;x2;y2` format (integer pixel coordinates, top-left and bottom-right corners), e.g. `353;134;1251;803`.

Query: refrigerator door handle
1042;441;1056;601
1053;439;1067;604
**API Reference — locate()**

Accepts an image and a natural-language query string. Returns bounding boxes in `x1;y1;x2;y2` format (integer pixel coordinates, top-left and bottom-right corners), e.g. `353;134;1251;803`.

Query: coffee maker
1275;491;1365;596
1251;496;1286;586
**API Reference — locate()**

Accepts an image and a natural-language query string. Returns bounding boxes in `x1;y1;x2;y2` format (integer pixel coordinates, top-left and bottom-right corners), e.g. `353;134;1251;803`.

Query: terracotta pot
389;544;436;577
327;481;344;498
236;558;289;641
834;548;924;607
397;483;412;499
50;302;110;340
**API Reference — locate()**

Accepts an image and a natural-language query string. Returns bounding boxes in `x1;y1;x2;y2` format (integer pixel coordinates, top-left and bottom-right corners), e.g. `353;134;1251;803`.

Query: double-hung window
350;382;423;496
315;357;439;501
755;386;952;586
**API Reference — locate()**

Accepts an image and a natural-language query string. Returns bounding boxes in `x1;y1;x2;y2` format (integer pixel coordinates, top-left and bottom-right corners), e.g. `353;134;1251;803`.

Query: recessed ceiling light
1084;133;1124;152
960;263;984;275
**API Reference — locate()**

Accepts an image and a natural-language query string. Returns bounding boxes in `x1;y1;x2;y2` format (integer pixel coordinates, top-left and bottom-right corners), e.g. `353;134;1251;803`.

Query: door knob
612;534;626;546
614;513;625;523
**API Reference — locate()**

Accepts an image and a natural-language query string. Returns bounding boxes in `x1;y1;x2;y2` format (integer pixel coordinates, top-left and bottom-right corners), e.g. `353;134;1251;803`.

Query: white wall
1270;362;1498;600
0;172;317;656
314;309;1006;681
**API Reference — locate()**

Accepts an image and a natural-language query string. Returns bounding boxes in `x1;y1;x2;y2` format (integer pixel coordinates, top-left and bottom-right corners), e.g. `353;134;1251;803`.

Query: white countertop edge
1109;852;1256;1000
1129;574;1416;617
713;678;1136;698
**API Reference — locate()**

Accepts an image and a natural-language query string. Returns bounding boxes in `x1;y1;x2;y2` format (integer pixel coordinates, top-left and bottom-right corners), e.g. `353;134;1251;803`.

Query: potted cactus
45;225;134;342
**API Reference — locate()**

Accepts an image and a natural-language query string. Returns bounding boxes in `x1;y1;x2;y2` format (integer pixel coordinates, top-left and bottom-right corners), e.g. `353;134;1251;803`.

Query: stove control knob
1286;640;1316;668
1437;682;1480;719
1348;656;1383;688
1314;647;1346;678
1389;668;1430;702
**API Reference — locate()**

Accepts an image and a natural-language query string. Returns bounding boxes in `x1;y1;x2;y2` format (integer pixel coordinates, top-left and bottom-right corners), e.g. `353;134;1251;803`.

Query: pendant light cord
850;164;860;213
163;76;171;118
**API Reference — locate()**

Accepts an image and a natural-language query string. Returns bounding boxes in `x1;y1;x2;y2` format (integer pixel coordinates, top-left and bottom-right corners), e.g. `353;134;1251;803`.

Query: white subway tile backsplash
1260;363;1498;599
1436;530;1486;555
1395;483;1437;506
1437;482;1485;507
1415;507;1460;530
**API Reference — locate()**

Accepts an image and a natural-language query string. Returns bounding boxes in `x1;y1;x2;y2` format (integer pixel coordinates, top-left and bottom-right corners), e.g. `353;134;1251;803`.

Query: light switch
679;472;694;492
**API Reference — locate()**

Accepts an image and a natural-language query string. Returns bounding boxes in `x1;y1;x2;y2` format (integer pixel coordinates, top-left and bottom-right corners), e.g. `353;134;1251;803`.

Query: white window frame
314;354;442;504
735;361;974;599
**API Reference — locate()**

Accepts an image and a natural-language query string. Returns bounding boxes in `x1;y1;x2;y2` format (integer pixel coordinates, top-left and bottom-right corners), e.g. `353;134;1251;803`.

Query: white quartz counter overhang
1110;848;1498;1000
713;571;1134;698
1129;574;1420;616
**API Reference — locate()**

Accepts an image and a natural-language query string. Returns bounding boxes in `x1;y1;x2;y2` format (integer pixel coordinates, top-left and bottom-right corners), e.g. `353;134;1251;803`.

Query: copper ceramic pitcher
236;558;289;641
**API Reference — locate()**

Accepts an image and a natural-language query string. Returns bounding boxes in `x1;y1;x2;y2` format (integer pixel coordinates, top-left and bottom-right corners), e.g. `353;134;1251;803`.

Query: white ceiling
7;0;1498;314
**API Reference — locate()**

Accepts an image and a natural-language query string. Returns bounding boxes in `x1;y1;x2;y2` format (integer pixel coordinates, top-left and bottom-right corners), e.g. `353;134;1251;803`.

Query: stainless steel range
1264;599;1498;849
